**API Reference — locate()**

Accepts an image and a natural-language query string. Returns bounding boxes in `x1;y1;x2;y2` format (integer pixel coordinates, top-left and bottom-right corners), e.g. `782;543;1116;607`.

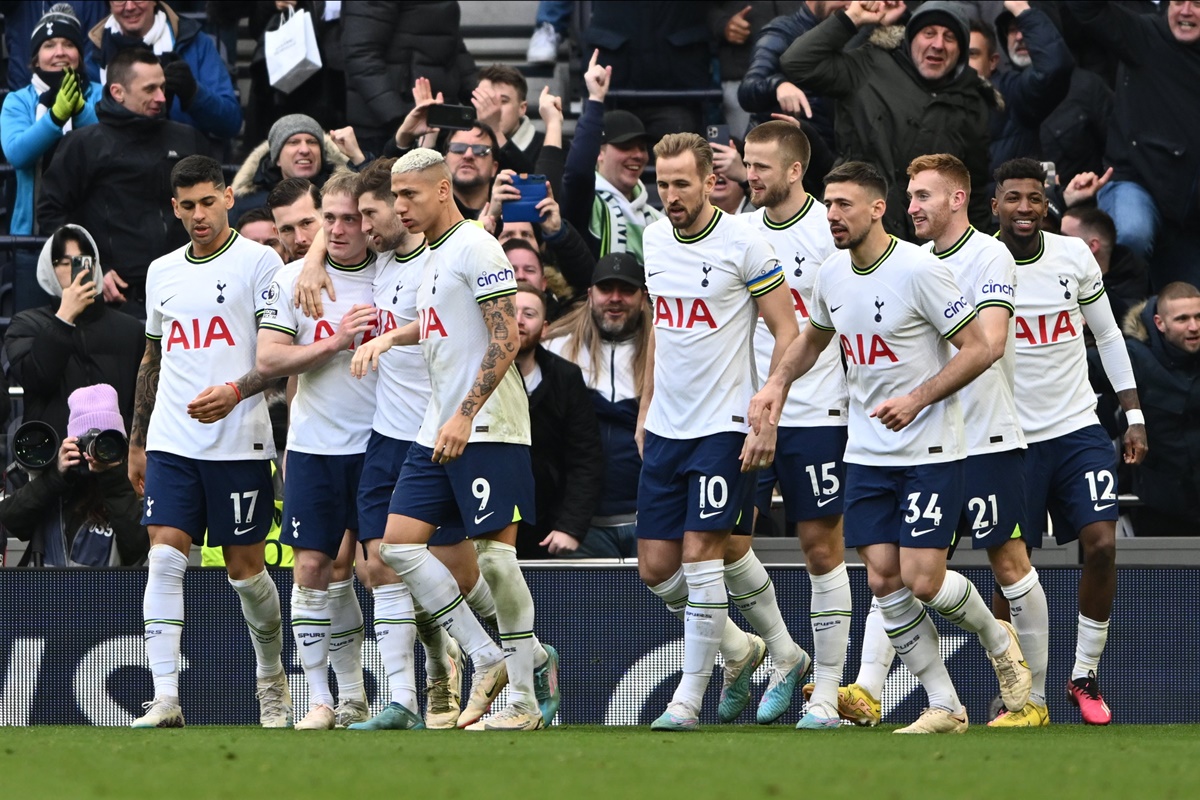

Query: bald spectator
1061;206;1150;326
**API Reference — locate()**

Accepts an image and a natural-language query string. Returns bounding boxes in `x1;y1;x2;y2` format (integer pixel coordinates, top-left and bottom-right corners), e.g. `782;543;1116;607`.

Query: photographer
4;225;144;441
1;385;147;567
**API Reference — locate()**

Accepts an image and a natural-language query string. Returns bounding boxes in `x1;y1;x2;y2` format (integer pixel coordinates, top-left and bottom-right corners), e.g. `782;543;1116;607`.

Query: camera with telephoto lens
12;420;60;471
75;428;129;470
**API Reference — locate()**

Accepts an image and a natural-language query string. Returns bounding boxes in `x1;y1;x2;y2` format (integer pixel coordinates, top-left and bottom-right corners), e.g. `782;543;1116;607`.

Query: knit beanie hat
31;3;86;58
67;384;125;438
268;114;324;165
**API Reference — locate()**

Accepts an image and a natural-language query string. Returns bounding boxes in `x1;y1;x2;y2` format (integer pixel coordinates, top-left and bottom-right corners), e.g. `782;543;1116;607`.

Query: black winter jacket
37;97;210;284
341;1;478;138
1040;67;1113;186
781;13;997;240
1067;1;1200;226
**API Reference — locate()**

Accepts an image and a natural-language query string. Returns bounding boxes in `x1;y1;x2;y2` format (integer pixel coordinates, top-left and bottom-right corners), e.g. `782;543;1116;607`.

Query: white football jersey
1009;231;1119;443
928;227;1025;455
145;230;279;460
415;221;530;447
372;243;432;442
809;236;975;466
643;208;783;439
746;198;848;428
260;253;378;454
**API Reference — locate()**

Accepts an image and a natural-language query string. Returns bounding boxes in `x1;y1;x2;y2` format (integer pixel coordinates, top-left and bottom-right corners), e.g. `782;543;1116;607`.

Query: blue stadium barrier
1;565;1195;726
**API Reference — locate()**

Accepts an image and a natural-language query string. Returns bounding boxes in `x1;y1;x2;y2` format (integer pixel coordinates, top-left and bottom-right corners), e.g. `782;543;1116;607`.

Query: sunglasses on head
447;142;492;157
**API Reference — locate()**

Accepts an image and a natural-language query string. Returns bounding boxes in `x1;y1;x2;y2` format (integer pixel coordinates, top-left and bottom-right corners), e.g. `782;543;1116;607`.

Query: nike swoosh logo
302;639;322;647
974;528;995;539
474;512;494;525
698;510;722;519
329;643;348;651
816;496;838;507
830;305;843;312
161;294;177;306
233;526;256;536
647;270;665;278
1093;503;1114;512
910;528;936;537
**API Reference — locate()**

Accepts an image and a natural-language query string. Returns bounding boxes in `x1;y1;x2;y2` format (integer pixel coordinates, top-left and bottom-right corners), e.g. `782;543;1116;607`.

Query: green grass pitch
4;725;1199;799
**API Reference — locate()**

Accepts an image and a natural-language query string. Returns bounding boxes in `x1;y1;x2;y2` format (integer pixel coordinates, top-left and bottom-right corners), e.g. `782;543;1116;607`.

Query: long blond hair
546;294;651;398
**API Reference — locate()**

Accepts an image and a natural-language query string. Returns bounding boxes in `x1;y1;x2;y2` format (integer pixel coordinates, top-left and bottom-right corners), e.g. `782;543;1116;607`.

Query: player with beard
993;158;1146;725
637;133;803;731
741;120;851;729
751;161;1030;734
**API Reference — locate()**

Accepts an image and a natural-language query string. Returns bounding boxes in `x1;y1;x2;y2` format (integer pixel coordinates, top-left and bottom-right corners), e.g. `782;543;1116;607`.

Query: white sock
143;545;188;698
878;588;960;713
724;549;802;666
372;582;418;712
927;570;1010;656
671;560;727;715
228;568;284;680
854;598;895;700
291;584;333;708
379;543;503;668
1002;568;1049;705
650;567;752;663
465;574;498;626
413;600;453;680
808;563;852;717
328;578;366;704
1073;614;1109;681
475;540;537;709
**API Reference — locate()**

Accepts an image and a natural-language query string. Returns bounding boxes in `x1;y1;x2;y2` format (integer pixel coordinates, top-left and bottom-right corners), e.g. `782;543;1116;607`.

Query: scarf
592;173;662;263
98;10;173;84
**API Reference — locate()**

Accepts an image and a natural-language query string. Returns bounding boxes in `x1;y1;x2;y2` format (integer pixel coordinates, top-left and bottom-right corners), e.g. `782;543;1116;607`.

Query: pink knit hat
67;384;125;438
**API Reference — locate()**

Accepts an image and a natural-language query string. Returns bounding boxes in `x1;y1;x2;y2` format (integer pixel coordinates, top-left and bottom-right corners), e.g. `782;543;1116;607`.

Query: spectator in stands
473;64;545;171
781;0;998;240
38;47;210;318
737;1;848;145
1;4;103;238
526;0;571;64
1067;1;1200;290
236;207;288;261
86;0;241;141
1061;206;1150;327
1039;51;1113;192
512;282;604;560
341;1;478;155
0;383;148;567
584;2;716;141
4;225;144;442
501;238;577;321
486;168;596;300
443;122;501;220
709;2;808;136
2;0;107;91
267;177;321;260
230;113;362;220
544;252;649;559
1115;282;1200;536
974;2;1073;177
561;52;661;264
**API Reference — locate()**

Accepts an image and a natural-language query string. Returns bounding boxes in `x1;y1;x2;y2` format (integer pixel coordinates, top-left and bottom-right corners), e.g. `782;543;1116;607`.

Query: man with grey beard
543;253;649;558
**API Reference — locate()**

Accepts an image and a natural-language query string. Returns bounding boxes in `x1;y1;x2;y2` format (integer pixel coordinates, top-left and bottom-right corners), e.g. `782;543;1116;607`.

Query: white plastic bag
265;8;322;95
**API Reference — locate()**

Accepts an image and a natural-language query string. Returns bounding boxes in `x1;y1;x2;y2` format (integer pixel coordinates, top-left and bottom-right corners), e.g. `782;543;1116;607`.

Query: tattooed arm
432;293;520;464
128;338;162;494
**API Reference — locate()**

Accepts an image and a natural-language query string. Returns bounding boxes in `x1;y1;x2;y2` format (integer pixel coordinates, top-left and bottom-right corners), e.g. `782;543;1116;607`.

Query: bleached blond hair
392;148;451;181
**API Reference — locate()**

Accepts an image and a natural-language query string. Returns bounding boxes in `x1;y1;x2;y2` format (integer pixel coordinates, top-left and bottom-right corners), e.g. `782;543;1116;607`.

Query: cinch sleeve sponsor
919;258;976;339
470;238;518;305
974;249;1017;314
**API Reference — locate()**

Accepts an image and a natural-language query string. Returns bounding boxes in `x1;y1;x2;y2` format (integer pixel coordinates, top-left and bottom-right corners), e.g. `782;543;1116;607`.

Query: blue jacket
86;7;242;140
0;81;103;235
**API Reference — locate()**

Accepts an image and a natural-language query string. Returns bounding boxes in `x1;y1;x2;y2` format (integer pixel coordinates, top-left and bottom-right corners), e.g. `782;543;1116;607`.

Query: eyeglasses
447;143;492;158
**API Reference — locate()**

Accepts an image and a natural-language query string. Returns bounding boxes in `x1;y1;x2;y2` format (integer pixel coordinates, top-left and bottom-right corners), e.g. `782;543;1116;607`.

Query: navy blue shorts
1025;425;1119;547
358;431;409;543
755;426;847;525
637;432;756;541
954;449;1029;551
283;451;363;558
142;452;274;547
388;442;535;538
843;461;965;550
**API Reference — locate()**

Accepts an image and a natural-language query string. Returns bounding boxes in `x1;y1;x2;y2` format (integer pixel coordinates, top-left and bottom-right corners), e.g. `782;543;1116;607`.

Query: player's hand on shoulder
433;414;471;464
187;384;239;424
294;260;335;319
540;530;580;555
870;393;921;431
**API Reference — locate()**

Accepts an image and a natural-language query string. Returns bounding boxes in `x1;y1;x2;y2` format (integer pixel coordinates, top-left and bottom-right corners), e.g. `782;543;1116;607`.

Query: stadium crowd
0;0;1198;732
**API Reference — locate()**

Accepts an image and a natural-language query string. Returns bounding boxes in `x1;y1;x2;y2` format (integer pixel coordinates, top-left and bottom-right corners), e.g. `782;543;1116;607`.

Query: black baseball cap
591;252;644;288
602;111;649;146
